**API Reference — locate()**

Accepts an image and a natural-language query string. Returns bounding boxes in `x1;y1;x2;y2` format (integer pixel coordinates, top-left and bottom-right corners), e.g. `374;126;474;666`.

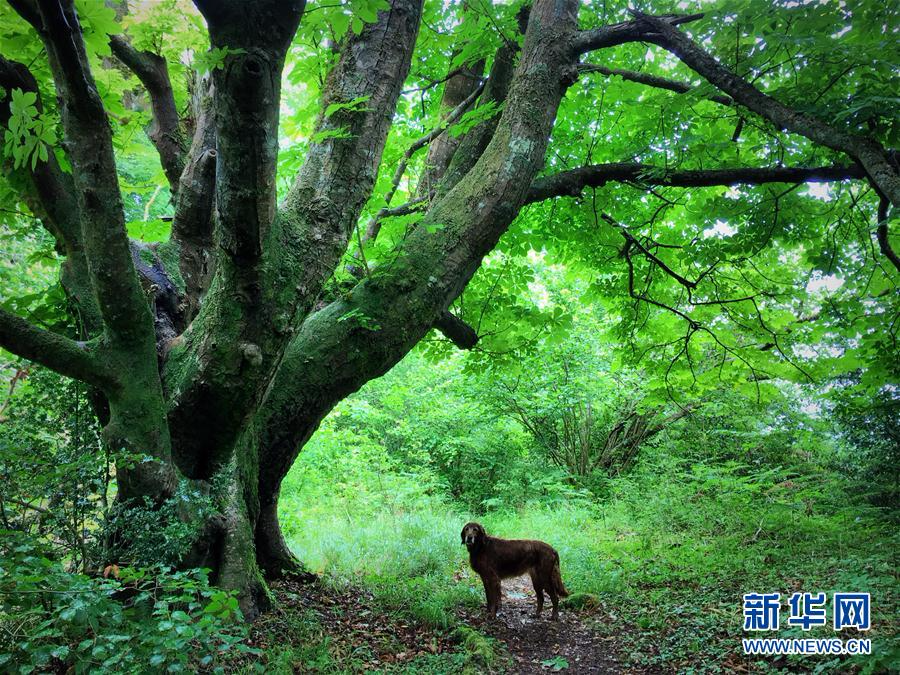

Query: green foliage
540;655;569;671
0;368;105;572
448;101;500;138
194;47;248;76
2;88;53;170
0;532;254;674
104;482;216;567
73;0;119;56
277;343;898;673
324;95;372;119
336;307;381;331
831;383;900;508
126;218;171;243
0;364;218;573
482;308;679;480
294;350;582;511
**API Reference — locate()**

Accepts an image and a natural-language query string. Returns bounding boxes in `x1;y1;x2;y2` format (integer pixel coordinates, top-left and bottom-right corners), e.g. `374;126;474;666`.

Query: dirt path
250;577;625;673
458;576;623;674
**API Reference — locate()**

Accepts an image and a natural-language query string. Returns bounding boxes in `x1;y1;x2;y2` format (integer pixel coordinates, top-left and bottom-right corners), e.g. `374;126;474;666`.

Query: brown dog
461;522;568;619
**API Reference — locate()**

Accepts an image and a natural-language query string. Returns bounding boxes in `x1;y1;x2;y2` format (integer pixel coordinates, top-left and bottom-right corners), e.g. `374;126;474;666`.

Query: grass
279;503;483;629
276;441;899;673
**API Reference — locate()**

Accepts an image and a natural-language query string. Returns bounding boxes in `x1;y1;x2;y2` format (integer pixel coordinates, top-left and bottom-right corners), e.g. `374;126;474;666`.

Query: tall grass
278;430;484;628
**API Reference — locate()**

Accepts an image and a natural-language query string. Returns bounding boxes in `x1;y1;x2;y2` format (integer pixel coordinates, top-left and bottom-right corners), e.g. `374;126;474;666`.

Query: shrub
0;532;256;674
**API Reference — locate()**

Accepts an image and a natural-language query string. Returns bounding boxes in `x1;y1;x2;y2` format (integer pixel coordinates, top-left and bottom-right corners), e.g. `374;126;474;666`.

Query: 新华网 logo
743;591;870;631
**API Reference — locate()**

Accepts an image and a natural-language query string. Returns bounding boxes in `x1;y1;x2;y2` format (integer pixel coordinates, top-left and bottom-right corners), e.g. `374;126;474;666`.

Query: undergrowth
278;426;899;673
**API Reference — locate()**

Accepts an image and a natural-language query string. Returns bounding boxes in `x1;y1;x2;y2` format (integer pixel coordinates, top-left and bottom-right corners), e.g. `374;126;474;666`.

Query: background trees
0;0;896;624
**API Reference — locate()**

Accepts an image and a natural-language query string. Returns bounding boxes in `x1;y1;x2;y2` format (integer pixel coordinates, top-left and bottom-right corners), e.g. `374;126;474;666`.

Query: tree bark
527;162;869;203
170;76;217;320
109;35;186;194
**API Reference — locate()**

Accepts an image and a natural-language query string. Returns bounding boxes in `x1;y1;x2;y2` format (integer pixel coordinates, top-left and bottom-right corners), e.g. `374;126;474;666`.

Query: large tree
0;0;896;617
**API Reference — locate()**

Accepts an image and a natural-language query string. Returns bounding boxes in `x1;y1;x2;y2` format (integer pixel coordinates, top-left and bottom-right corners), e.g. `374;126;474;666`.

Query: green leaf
324;95;371;118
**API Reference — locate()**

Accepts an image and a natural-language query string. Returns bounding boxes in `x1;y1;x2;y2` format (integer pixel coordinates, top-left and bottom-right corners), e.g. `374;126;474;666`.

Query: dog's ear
460;525;467;544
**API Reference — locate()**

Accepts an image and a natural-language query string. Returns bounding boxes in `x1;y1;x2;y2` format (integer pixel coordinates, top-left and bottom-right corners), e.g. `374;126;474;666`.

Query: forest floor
458;576;623;674
249;576;626;673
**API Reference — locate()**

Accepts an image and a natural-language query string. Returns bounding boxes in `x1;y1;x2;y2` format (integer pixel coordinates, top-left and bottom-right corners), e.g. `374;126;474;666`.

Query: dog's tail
552;554;569;598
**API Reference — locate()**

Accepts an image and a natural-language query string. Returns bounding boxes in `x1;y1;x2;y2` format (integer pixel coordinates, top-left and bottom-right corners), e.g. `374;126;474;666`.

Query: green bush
0;367;106;572
0;532;256;674
831;384;900;509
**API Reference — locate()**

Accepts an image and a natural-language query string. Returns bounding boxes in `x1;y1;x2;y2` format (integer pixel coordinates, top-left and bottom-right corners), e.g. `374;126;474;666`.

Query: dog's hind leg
548;587;560;620
548;556;566;619
529;570;545;618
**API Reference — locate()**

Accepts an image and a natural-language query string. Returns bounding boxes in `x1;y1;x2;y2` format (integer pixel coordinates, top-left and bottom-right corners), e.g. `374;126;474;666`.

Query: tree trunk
254;499;306;580
205;460;271;621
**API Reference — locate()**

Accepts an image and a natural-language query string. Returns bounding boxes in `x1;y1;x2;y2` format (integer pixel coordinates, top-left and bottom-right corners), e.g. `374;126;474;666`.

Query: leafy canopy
0;0;897;406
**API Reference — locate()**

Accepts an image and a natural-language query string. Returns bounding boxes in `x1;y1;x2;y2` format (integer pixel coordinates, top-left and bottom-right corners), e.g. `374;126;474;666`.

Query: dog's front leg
481;572;501;618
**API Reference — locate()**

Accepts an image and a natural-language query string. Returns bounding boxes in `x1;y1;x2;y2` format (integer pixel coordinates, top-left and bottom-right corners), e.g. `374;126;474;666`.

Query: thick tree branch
573;13;703;54
255;0;581;544
276;0;423;292
109;35;186;194
434;310;479;349
527;162;868;203
875;198;900;273
408;32;520;354
171;76;217;319
273;0;424;300
360;22;524;348
409;0;494;201
27;0;157;349
351;10;524;351
634;12;900;207
6;0;39;26
363;81;484;241
0;307;111;388
578;63;732;106
166;0;423;478
195;0;303;277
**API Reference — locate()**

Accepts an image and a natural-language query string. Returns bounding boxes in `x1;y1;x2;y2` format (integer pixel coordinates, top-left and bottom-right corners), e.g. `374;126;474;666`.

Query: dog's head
460;522;486;547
